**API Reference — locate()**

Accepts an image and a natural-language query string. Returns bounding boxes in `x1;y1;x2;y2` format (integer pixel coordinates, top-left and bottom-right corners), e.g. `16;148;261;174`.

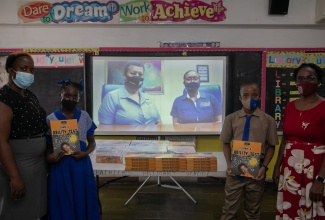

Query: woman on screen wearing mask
0;52;48;220
170;70;222;124
273;63;325;219
98;61;161;125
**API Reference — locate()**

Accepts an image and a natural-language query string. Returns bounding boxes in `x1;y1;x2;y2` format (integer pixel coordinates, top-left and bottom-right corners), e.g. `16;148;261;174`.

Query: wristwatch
261;164;269;172
316;175;325;183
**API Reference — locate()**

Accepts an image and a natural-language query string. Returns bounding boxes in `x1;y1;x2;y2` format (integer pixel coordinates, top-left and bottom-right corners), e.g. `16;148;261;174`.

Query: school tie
242;115;253;141
237;115;253;182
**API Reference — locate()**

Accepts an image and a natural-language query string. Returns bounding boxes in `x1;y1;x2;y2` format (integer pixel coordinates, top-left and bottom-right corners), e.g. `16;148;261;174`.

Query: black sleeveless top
0;85;47;138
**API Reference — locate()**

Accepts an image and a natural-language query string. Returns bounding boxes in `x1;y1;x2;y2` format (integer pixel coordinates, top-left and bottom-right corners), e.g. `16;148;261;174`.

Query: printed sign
17;0;227;24
31;53;84;68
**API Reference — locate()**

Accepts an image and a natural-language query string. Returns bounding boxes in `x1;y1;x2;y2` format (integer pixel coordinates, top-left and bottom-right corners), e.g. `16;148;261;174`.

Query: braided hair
57;78;84;94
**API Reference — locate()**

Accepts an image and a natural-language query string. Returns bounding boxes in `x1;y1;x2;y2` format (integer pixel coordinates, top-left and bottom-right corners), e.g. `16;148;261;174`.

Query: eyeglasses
296;75;318;83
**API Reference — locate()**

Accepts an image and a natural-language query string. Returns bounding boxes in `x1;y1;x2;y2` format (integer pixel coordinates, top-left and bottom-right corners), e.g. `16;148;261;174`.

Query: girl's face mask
61;99;78;110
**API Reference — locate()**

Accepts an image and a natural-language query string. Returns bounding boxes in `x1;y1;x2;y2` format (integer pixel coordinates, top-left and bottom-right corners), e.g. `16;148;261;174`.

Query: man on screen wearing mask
219;81;278;220
98;61;161;125
170;70;222;124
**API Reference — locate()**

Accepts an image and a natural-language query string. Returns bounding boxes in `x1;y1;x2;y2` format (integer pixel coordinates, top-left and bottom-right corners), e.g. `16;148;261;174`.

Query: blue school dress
46;108;99;220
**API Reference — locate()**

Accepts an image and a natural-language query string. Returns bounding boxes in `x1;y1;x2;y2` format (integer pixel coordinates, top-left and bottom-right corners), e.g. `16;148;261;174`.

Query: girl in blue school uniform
45;79;99;220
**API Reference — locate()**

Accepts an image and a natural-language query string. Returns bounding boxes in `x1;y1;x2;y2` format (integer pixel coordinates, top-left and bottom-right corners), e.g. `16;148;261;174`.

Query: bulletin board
29;67;85;114
24;53;86;115
0;49;100;115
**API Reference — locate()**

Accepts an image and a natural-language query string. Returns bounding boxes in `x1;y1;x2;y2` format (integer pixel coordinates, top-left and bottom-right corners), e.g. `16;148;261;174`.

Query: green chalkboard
29;67;85;115
1;53;85;116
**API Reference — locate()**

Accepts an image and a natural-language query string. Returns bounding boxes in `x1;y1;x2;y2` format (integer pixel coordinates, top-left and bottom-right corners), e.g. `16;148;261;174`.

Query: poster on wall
17;0;227;24
265;52;325;132
0;55;9;88
159;41;220;48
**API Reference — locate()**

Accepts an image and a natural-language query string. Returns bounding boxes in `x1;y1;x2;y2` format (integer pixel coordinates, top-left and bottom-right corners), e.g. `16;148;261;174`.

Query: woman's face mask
297;81;318;97
12;70;34;89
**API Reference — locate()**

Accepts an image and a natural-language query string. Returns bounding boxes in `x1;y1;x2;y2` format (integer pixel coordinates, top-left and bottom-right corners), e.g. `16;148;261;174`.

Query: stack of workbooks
125;140;168;155
129;140;170;148
95;140;131;164
164;135;196;147
125;145;167;154
169;141;196;148
94;140;219;173
125;154;156;171
185;153;218;171
155;154;187;171
167;145;196;154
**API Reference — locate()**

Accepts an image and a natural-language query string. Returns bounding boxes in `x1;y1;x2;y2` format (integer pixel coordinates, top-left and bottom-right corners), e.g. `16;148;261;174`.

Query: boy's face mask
241;98;260;110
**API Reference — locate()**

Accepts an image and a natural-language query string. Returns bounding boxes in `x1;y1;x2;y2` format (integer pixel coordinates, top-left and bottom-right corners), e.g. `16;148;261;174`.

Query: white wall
0;0;324;48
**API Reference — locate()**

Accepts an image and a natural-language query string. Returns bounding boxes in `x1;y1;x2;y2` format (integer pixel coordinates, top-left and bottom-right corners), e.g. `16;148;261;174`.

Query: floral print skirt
276;142;325;220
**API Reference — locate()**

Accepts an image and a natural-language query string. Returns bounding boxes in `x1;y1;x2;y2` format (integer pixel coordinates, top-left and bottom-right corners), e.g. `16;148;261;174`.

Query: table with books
91;139;227;206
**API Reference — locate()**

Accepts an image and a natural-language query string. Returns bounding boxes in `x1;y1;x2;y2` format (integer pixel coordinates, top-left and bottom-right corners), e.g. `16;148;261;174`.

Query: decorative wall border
23;48;99;55
0;48;23;52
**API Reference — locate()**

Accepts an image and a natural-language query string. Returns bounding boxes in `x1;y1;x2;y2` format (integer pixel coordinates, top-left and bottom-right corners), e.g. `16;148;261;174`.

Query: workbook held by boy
50;119;80;155
231;140;261;178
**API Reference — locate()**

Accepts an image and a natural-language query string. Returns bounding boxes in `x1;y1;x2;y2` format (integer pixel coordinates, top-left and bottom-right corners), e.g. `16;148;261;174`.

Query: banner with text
31;53;84;68
17;0;227;24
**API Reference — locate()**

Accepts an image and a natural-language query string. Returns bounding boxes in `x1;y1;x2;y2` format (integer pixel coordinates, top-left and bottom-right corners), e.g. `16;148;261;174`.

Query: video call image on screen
92;56;226;135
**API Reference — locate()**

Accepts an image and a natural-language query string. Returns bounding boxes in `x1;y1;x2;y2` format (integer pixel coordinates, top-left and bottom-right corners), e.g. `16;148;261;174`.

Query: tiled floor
98;177;278;220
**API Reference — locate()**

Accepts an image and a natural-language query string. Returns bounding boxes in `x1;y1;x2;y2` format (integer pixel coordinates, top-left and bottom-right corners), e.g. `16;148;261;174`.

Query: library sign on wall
17;0;227;24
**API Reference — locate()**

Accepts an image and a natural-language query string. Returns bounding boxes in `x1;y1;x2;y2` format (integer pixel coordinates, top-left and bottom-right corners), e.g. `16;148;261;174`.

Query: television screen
91;56;227;135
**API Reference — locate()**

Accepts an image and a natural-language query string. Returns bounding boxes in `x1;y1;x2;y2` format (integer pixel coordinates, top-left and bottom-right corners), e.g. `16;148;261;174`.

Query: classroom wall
0;0;323;177
0;0;324;48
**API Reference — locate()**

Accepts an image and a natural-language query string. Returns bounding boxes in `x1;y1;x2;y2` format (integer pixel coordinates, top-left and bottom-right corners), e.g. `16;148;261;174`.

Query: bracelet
261;164;269;172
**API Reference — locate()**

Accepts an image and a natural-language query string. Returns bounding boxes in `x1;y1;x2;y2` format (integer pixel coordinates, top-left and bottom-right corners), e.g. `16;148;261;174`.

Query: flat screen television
89;55;227;135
